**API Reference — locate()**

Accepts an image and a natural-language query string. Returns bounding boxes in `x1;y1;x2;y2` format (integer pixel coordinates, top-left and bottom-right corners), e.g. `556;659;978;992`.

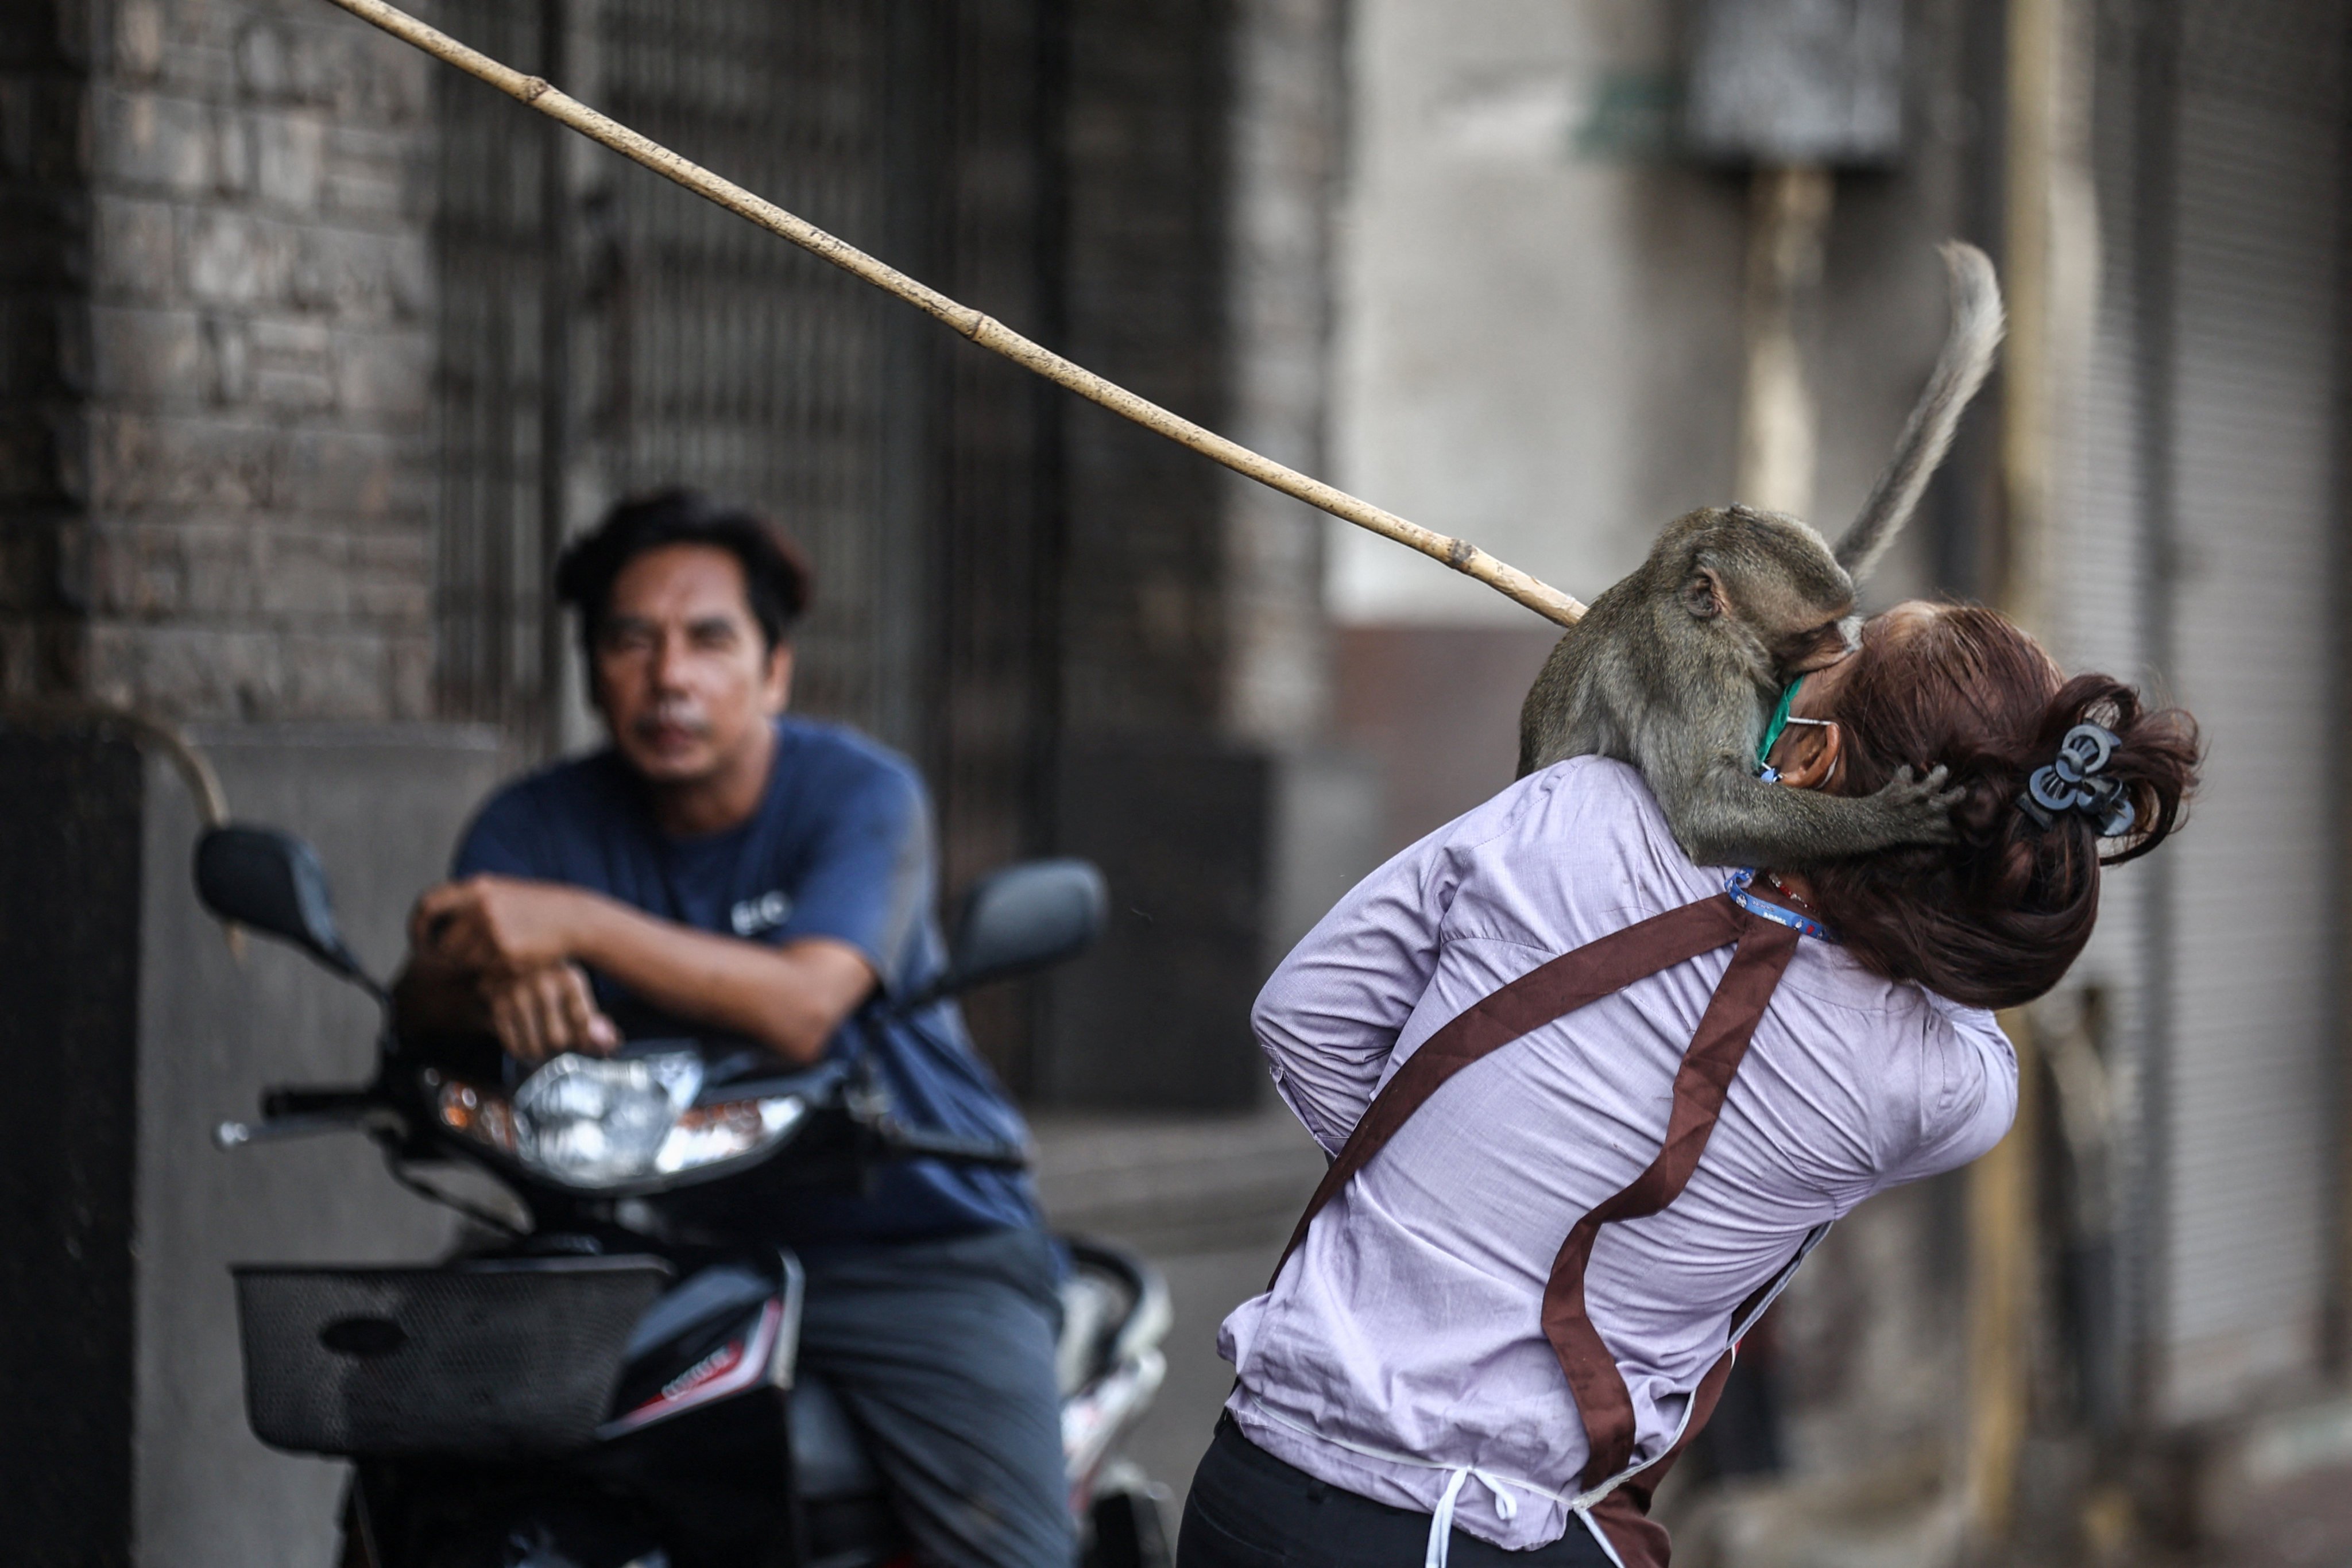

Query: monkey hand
1862;764;1964;845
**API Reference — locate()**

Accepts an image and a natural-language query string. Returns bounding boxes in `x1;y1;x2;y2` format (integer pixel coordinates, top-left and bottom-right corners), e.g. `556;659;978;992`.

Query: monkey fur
1515;242;2005;868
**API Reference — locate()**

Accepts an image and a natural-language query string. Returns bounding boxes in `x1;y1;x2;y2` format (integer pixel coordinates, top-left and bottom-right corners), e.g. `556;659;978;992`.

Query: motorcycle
195;823;1173;1568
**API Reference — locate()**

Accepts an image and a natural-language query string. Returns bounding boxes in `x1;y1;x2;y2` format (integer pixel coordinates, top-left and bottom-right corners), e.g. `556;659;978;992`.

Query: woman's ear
1773;721;1844;791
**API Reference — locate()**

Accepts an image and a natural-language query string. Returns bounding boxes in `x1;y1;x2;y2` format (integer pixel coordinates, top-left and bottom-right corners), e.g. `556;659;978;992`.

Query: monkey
1514;241;2005;868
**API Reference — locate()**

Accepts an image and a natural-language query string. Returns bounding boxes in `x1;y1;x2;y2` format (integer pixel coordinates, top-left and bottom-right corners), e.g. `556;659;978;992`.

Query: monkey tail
1835;241;2006;583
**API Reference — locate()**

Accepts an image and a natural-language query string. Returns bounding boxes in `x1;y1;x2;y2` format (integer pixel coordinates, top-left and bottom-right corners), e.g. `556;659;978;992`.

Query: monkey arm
1653;754;1958;869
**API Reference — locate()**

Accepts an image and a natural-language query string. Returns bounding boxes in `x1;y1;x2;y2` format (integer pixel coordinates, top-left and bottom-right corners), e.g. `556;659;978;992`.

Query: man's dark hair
555;488;813;657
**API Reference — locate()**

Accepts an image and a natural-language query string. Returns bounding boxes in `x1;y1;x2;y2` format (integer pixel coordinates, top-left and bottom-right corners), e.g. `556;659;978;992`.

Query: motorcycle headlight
436;1054;808;1190
652;1094;810;1176
514;1050;704;1186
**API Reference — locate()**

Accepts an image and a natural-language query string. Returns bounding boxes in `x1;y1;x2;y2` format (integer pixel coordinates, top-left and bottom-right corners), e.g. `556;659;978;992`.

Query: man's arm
570;892;875;1063
407;875;873;1066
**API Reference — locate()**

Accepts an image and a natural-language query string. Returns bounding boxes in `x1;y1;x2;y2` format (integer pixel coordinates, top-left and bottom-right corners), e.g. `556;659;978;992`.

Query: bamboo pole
316;0;1587;628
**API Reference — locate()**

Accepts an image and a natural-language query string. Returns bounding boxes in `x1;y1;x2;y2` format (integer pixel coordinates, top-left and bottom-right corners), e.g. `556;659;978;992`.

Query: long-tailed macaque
1515;242;2005;868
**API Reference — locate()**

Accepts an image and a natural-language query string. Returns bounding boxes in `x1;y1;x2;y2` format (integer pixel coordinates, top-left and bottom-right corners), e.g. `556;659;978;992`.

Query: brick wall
3;0;1341;749
1;0;436;721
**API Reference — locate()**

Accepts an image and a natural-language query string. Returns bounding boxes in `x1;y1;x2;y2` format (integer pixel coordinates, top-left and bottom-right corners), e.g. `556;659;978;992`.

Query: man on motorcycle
393;488;1071;1568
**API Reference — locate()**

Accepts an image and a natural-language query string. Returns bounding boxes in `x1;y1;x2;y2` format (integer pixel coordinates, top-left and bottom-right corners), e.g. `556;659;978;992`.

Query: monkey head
1655;502;1856;686
1515;244;1998;843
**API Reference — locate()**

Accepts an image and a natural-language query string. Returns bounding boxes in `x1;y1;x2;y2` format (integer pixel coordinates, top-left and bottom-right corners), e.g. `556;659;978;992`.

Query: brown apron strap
1581;1235;1819;1568
1267;893;1750;1290
1583;1345;1740;1568
1261;887;1805;1530
1542;916;1801;1488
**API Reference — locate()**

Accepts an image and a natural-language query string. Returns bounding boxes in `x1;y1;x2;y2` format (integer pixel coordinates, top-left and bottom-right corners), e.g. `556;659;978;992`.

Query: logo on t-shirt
730;889;792;937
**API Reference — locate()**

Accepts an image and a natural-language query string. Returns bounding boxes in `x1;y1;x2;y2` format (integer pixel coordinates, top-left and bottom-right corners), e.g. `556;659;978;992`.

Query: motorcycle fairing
603;1252;804;1438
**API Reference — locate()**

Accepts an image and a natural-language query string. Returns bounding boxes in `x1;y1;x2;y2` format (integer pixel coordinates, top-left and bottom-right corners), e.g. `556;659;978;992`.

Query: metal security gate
2156;0;2346;1422
2072;0;2349;1426
433;0;560;739
434;0;940;751
428;0;1071;1083
598;0;936;744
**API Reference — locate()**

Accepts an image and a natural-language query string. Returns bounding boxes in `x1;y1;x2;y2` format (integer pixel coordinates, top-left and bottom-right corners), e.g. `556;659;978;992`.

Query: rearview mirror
928;860;1108;1005
194;825;375;989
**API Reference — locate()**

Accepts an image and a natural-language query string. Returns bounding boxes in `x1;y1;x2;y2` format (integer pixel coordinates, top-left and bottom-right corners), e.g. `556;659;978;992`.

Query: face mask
1755;678;1804;778
1755;679;1835;784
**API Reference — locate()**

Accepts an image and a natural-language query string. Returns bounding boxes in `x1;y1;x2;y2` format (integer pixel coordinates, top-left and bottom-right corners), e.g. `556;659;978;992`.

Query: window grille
432;0;556;738
432;0;935;750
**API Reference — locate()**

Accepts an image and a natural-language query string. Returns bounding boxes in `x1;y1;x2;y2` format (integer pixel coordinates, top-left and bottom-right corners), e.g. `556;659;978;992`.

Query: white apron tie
1425;1464;1519;1568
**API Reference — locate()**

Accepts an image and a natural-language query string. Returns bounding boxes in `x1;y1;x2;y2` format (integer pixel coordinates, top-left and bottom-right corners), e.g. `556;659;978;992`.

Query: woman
1181;601;2198;1568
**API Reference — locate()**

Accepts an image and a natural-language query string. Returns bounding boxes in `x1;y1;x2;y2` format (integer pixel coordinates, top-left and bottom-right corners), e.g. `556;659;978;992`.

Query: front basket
233;1257;671;1459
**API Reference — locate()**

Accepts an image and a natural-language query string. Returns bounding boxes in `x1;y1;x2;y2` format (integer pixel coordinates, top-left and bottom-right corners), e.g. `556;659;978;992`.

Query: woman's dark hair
554;488;813;657
1806;603;2200;1010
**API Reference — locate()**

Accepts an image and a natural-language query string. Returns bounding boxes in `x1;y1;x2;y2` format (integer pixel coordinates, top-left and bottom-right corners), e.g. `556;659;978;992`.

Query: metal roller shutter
2152;0;2344;1420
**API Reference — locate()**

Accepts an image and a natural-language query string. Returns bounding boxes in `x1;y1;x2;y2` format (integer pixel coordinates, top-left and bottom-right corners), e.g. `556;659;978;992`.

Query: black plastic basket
233;1257;672;1459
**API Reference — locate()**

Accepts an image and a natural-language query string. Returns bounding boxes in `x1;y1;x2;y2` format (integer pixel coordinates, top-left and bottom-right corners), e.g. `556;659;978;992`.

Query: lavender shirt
1220;758;2016;1553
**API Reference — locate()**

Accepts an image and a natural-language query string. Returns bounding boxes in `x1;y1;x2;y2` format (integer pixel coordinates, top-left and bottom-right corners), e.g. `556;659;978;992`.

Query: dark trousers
1178;1416;1612;1567
796;1226;1074;1568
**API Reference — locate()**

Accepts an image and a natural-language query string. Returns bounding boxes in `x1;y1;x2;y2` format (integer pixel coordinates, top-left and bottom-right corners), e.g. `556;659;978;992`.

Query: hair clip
2019;722;2136;837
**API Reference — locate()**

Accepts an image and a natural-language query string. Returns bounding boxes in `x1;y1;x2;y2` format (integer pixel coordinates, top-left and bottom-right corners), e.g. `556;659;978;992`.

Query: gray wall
2057;0;2351;1431
1326;0;1979;624
134;724;502;1565
134;724;501;1566
0;722;500;1567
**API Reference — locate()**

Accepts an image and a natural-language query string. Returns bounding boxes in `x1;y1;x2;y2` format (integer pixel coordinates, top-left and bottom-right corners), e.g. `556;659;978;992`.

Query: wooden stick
315;0;1587;627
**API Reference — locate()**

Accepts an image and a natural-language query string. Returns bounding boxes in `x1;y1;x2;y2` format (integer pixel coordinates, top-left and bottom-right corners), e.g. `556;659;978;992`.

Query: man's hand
411;875;604;975
401;876;624;1063
399;872;873;1068
483;961;620;1065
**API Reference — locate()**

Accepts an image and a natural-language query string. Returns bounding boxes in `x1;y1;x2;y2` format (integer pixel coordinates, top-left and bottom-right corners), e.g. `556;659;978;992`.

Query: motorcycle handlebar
218;1066;1030;1182
261;1085;381;1120
215;1084;394;1152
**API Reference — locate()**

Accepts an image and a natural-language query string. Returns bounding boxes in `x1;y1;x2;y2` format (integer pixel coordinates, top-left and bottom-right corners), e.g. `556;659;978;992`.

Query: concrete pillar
1221;0;1343;748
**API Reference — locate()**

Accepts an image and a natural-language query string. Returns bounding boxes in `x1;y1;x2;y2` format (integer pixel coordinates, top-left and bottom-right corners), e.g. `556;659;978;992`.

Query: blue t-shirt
450;717;1040;1244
